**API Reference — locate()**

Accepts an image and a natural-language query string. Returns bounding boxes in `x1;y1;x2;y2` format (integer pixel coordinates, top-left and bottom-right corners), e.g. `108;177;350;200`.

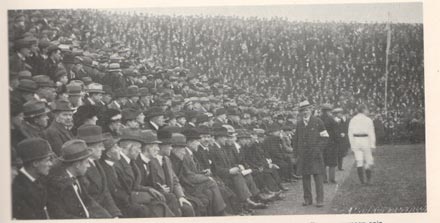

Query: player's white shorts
352;147;374;168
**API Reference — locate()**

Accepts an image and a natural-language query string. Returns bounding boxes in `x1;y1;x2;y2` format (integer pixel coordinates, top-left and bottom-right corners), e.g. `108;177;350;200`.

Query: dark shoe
302;201;312;206
329;180;337;184
292;174;302;179
280;184;290;191
257;193;275;202
316;203;324;208
249;202;268;209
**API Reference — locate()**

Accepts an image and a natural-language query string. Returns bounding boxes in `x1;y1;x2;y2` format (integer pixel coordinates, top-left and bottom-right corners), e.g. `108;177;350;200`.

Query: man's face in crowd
131;96;139;103
74;158;91;176
177;117;186;126
52;49;62;62
159;144;172;157
125;141;142;160
34;156;53;176
200;134;211;146
144;143;160;159
56;111;74;127
88;142;105;160
20;48;31;57
300;107;312;120
106;144;122;162
153;115;165;127
34;114;49;128
90;93;103;103
226;135;236;146
187;139;200;151
136;112;145;125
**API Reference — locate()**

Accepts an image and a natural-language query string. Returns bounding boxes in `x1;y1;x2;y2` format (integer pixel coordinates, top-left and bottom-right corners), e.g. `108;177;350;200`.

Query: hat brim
17;87;37;93
82;136;105;144
88;90;105;94
144;140;162;144
299;104;314;111
59;150;92;163
24;108;50;118
22;152;54;163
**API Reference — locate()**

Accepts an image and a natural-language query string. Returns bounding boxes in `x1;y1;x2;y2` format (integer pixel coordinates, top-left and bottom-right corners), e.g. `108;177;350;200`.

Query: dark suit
335;118;350;169
209;143;258;202
114;156;174;217
12;171;49;219
294;116;326;204
243;143;282;192
262;135;293;180
81;160;122;217
170;151;226;215
43;121;74;156
99;159;157;218
147;156;195;217
46;165;111;219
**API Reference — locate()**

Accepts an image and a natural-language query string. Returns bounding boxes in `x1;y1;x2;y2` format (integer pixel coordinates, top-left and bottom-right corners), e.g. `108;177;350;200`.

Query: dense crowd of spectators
8;8;424;219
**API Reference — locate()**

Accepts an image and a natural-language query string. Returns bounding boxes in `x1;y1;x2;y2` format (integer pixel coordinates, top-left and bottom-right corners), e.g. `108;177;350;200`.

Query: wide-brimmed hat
77;124;105;144
121;108;142;121
107;63;121;72
332;107;344;113
236;129;251;139
119;128;145;145
298;100;314;111
22;100;50;118
59;139;92;163
146;107;165;119
139;87;149;96
16;79;38;93
32;75;56;88
126;85;140;97
141;130;162;144
171;133;187;147
320;103;333;111
157;128;173;145
52;99;75;112
87;83;105;94
198;125;211;136
114;88;127;98
182;128;201;140
17;138;54;163
212;126;229;137
66;84;82;96
266;123;282;133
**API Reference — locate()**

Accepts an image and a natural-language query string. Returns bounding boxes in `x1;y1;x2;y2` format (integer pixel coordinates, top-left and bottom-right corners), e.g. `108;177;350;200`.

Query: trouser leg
302;174;312;204
314;174;324;204
357;167;365;184
328;166;336;182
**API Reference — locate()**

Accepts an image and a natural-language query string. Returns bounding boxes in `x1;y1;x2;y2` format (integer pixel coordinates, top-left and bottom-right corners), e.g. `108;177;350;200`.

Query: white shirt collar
185;147;193;156
200;144;209;151
214;142;221;149
156;155;164;165
120;151;131;164
140;153;150;164
104;160;115;166
150;121;159;130
88;158;96;166
20;167;36;182
66;169;75;178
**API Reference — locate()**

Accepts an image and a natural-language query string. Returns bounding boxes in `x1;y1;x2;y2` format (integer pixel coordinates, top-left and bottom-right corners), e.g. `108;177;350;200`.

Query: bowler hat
171;133;187;147
81;77;93;86
146;107;165;119
157;128;173;144
14;38;33;51
215;108;227;116
16;79;38;93
196;114;210;124
47;44;61;55
107;63;121;72
32;75;56;88
52;99;75;112
182;128;201;140
87;83;105;94
198;125;211;135
122;108;142;121
22;100;50;118
77;124;105;144
17;138;54;163
59;139;92;163
185;110;199;121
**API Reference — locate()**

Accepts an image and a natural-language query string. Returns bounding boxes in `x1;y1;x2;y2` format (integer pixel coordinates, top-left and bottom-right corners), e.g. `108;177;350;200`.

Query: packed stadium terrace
9;9;424;219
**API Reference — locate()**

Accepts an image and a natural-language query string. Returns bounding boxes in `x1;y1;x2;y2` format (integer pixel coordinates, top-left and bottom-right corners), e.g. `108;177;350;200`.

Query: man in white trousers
348;104;376;185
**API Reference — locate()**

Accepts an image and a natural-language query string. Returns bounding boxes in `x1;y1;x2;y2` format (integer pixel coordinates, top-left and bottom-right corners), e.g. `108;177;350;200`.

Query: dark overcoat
12;171;49;219
294;116;327;175
43;121;74;156
320;113;339;166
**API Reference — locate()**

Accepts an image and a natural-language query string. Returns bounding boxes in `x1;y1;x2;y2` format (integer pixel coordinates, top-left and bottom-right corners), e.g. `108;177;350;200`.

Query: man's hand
148;188;166;201
229;167;240;175
179;197;192;207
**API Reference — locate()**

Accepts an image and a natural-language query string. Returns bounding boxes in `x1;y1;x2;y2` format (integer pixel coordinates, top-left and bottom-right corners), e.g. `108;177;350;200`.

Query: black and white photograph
3;0;435;222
